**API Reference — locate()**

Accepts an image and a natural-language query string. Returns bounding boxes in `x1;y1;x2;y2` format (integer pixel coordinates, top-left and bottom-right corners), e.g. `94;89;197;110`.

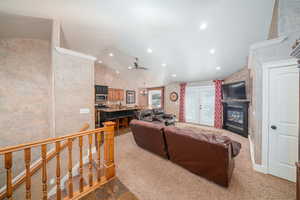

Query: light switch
80;108;90;114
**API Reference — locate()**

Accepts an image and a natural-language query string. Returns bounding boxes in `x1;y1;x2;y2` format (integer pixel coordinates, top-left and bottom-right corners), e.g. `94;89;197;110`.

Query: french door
185;85;215;126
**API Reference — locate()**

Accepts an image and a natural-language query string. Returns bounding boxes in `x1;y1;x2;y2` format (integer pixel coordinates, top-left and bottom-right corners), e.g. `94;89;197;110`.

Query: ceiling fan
129;57;148;70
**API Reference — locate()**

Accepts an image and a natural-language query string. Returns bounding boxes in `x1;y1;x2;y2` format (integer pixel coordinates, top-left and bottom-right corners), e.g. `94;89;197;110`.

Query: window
148;89;163;109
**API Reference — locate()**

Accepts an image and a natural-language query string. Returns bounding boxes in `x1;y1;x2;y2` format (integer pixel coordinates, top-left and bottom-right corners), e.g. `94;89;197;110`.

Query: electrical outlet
80;108;90;114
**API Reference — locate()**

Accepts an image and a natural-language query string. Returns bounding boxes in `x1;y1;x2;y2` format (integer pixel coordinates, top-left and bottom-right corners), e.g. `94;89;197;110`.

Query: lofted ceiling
0;0;274;84
0;12;52;41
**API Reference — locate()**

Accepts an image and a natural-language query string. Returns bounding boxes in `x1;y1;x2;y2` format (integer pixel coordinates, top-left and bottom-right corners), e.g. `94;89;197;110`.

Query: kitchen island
95;106;140;128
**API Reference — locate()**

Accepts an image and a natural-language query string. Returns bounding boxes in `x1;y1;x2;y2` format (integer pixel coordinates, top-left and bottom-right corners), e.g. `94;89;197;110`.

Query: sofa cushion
164;126;241;187
130;120;169;158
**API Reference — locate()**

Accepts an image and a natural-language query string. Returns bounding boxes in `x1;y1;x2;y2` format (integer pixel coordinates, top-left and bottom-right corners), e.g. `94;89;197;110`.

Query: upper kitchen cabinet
108;88;124;101
108;88;114;101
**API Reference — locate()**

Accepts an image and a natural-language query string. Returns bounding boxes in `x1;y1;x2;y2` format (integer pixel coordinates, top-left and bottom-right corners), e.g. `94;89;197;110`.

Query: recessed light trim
171;74;177;77
209;49;215;55
98;60;103;64
109;53;114;57
147;48;153;53
162;63;167;67
200;22;207;30
216;66;221;70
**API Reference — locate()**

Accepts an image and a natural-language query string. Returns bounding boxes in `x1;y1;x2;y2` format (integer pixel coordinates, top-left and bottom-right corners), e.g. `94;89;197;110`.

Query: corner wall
0;38;52;187
249;0;300;165
51;21;95;137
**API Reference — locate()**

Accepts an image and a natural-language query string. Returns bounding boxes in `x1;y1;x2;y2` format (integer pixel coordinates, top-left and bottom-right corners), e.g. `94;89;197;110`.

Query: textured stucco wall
164;83;180;118
278;0;300;36
0;38;51;187
138;89;148;107
52;51;95;137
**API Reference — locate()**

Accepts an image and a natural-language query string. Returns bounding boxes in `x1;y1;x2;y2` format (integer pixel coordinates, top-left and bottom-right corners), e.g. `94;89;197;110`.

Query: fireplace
222;101;249;138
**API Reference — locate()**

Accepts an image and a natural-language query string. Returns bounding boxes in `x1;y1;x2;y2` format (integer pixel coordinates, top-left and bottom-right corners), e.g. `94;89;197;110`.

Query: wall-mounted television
222;81;246;100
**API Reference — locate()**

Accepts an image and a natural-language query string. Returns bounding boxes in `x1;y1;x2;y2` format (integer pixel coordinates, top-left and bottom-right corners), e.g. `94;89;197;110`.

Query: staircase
49;161;104;200
0;121;116;200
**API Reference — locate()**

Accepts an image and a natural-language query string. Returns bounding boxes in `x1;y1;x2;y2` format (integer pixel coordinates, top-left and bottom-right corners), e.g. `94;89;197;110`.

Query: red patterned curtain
214;80;223;128
179;83;187;122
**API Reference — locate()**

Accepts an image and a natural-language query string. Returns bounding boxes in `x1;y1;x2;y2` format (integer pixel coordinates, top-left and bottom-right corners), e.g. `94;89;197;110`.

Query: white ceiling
0;0;274;84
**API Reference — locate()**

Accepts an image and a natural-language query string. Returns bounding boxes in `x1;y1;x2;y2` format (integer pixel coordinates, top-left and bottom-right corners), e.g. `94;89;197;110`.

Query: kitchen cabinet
108;88;124;101
118;89;124;101
108;88;114;101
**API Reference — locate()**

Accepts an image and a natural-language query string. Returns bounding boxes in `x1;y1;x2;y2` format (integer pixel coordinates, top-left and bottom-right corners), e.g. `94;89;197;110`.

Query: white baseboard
248;137;268;174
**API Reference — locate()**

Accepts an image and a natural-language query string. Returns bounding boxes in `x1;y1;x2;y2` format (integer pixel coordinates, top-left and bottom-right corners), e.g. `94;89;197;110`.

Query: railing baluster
5;152;13;200
55;141;61;200
24;148;31;200
88;135;93;187
67;138;73;198
78;136;84;192
104;122;116;180
96;132;101;182
41;144;47;200
0;123;116;200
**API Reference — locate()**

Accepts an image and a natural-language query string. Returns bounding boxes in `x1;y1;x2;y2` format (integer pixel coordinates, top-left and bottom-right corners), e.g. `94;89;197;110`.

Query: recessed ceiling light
171;74;177;77
200;22;207;30
109;53;114;57
209;49;215;55
98;60;103;64
116;70;120;74
147;48;153;53
128;66;133;70
216;66;221;70
162;63;167;67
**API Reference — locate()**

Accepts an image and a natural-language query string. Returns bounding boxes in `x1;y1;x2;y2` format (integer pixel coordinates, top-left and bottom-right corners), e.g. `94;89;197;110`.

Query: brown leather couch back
130;120;169;159
164;126;235;187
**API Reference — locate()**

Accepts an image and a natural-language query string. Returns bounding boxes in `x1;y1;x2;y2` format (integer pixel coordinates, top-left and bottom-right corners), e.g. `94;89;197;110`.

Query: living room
0;0;300;200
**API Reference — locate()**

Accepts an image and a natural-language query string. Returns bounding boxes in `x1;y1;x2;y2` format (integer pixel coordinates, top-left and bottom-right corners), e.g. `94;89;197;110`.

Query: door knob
270;125;277;130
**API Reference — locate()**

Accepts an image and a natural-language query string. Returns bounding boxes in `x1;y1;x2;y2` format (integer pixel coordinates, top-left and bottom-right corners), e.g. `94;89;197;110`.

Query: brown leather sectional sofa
129;119;241;187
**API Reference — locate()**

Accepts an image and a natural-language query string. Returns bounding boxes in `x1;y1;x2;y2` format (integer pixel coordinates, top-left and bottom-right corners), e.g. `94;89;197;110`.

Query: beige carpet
115;123;296;200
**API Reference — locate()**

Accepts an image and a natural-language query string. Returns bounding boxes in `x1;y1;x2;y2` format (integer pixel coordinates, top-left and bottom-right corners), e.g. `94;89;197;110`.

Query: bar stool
119;117;128;128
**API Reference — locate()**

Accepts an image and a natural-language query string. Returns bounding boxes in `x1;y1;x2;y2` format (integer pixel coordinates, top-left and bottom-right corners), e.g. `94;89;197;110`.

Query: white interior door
185;85;215;126
268;65;299;182
199;86;215;126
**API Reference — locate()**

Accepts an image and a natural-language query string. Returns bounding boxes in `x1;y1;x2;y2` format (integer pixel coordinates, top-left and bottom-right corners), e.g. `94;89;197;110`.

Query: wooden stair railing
0;123;90;200
0;121;115;200
0;123;90;199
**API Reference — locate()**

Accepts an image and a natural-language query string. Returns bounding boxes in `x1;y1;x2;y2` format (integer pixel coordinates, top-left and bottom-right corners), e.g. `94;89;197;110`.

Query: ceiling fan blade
137;67;149;70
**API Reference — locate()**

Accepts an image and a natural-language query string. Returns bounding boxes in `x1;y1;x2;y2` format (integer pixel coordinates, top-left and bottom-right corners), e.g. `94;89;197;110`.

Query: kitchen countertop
96;107;141;112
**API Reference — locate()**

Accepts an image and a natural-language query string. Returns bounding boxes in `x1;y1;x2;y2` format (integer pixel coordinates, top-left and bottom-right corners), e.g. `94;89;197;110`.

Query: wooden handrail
0;122;115;200
0;124;101;154
0;123;112;200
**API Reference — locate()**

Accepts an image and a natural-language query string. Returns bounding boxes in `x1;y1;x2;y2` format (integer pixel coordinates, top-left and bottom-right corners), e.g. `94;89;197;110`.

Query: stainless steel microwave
95;94;107;101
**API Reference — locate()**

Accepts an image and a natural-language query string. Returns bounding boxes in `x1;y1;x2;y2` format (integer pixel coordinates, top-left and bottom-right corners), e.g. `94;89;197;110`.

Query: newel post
103;121;116;180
